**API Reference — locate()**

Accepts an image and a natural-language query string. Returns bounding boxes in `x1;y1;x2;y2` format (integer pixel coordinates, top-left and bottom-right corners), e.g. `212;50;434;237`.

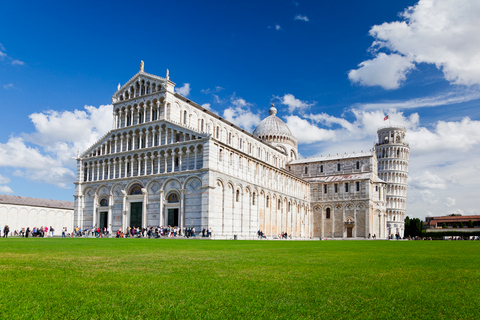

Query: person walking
3;225;9;238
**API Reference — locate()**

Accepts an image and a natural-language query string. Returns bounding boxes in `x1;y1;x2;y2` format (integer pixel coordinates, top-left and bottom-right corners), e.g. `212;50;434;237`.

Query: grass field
0;238;479;319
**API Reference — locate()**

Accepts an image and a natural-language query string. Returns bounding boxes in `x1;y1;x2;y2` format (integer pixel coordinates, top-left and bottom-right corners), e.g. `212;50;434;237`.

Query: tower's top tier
376;126;408;146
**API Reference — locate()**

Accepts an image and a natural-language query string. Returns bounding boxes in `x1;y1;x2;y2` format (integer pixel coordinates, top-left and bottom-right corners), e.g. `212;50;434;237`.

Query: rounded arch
162;177;182;191
184;176;202;192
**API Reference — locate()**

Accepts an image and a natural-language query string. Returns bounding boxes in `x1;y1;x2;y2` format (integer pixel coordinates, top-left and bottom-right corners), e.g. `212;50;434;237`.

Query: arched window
183;111;187;125
320;165;323;173
326;208;331;219
99;199;108;206
304;166;308;174
278;199;281;210
266;196;270;207
167;193;179;203
216;126;220;139
252;193;256;205
129;185;142;195
236;190;240;202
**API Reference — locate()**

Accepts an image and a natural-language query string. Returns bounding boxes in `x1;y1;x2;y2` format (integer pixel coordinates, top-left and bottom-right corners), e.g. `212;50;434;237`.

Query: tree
468;220;474;228
459;221;464;228
453;223;457;228
442;222;447;228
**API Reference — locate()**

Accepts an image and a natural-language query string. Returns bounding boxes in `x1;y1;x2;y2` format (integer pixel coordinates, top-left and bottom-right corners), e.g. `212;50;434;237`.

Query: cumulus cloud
275;25;282;31
349;0;480;88
0;174;10;184
294;15;309;22
409;171;447;189
285;115;335;144
24;105;113;163
201;103;211;110
0;105;113;188
223;97;260;132
408;117;480;153
349;53;415;89
0;186;13;194
175;83;191;97
278;93;314;113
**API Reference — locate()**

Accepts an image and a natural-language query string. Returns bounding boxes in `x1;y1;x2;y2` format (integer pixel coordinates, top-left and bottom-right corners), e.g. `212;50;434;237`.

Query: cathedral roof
253;107;295;139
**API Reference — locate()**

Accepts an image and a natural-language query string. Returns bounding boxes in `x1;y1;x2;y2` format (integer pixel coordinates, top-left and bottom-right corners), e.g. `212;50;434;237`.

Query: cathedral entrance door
130;202;142;228
167;208;179;227
347;226;353;238
99;211;108;230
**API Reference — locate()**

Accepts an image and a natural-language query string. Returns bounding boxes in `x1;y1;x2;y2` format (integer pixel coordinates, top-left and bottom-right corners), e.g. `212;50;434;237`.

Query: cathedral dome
253;106;297;148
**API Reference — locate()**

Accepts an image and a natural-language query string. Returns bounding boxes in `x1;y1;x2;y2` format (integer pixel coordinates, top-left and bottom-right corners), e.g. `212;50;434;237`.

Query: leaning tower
375;126;409;238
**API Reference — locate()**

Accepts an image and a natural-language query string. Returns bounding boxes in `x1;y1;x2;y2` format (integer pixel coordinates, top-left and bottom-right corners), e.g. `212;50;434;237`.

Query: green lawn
0;239;478;319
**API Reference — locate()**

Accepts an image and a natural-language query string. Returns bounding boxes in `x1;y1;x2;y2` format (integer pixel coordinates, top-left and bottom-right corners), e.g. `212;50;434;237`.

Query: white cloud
444;197;456;207
409;170;447;189
3;83;13;90
0;186;13;194
275;25;282;31
349;53;415;89
223;97;260;132
294;15;309;22
24;105;113;163
201;103;211;110
285;115;335;144
408;117;480;154
0;174;10;184
350;0;480;88
11;59;24;66
0;136;74;188
175;83;191;97
355;88;480;111
279;93;314;113
0;105;114;188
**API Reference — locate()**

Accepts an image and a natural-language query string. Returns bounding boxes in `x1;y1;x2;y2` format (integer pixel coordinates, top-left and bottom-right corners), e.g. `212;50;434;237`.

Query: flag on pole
384;115;389;121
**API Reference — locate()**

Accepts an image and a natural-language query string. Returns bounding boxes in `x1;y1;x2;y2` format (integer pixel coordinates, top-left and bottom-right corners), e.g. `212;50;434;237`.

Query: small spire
140;60;144;72
166;69;170;80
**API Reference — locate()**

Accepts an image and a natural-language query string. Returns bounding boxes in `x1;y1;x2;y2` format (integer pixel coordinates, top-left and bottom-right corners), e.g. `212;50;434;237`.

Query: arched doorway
129;185;143;228
99;198;108;230
165;192;180;227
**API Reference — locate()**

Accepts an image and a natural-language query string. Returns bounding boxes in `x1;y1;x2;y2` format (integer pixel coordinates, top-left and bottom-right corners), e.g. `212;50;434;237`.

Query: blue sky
1;0;480;219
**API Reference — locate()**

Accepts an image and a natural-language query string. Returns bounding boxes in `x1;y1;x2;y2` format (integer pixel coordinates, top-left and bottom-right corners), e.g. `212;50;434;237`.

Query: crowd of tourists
66;225;213;239
1;226;58;238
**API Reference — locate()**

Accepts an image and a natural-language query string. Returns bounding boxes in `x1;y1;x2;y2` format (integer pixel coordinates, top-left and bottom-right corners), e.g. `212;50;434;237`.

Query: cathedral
73;63;409;239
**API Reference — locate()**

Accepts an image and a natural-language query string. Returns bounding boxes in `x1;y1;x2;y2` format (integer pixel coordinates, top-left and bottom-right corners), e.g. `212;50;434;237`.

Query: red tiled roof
0;194;74;210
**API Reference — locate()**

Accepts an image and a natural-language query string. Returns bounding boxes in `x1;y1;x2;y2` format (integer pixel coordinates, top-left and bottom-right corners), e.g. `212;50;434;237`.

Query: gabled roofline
114;71;176;96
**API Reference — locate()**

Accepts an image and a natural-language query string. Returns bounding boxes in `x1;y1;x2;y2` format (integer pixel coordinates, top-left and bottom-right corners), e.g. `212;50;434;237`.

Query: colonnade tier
84;124;204;159
376;146;410;160
386;197;407;210
378;172;408;184
385;184;408;197
82;145;203;183
378;159;409;172
115;77;165;102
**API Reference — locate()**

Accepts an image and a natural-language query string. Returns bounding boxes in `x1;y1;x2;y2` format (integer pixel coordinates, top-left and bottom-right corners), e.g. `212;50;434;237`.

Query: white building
73;63;408;239
0;194;74;236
